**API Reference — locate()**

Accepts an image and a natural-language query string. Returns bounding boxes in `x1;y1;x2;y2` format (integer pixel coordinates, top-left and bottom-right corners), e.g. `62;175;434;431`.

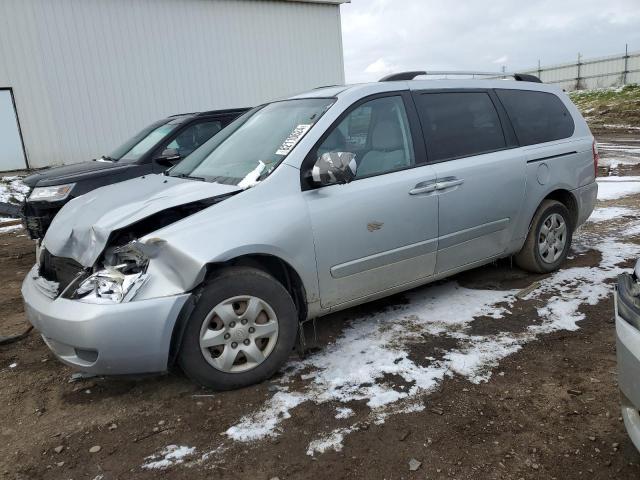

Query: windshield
169;98;334;186
107;118;184;162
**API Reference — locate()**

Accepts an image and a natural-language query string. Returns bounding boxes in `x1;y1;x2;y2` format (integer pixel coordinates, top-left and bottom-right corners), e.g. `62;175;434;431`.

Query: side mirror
154;148;181;167
310;152;357;187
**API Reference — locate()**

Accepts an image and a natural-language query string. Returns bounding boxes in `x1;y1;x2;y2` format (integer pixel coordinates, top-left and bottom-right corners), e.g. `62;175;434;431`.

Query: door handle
435;178;464;190
409;181;437;195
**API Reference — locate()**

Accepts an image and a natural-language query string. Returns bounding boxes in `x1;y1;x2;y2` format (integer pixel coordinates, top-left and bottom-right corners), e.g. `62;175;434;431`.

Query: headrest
370;120;403;151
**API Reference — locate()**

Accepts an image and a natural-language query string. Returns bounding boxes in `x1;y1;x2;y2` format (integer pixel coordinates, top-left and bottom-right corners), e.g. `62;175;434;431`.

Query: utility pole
576;53;583;90
623;43;629;86
537;59;542;80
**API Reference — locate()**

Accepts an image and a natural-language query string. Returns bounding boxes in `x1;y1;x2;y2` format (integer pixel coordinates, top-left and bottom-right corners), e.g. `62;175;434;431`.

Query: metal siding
522;50;640;92
0;0;345;168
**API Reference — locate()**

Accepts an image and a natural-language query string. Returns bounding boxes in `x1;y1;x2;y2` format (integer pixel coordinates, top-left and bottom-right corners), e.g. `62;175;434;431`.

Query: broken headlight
73;244;149;304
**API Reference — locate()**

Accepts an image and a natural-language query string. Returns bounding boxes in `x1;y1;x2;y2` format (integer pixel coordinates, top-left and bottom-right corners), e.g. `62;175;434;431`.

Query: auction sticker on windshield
276;124;312;156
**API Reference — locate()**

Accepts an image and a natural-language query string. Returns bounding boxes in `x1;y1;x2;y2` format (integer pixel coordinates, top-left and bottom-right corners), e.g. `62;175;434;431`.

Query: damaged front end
32;174;241;303
21;174;244;375
33;241;151;304
70;242;150;304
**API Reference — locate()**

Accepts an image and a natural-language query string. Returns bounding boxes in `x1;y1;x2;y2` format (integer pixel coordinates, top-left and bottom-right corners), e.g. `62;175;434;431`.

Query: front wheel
515;200;573;274
178;267;298;390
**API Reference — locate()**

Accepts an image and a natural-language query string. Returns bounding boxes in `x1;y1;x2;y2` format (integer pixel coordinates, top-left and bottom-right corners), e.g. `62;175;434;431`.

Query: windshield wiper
172;173;206;182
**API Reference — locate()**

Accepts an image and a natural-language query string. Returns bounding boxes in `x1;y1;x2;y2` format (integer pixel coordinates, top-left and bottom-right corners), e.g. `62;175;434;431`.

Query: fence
520;47;640;91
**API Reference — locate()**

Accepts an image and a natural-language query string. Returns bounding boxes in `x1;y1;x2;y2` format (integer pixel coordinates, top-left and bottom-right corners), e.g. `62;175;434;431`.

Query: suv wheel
178;267;298;390
515;200;573;274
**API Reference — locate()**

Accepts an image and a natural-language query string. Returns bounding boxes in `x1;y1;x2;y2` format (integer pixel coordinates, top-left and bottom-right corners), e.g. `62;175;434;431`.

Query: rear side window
495;89;574;146
414;92;506;162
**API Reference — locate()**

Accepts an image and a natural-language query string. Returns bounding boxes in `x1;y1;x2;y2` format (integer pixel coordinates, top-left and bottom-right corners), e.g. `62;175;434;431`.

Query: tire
178;266;298;390
515;200;573;274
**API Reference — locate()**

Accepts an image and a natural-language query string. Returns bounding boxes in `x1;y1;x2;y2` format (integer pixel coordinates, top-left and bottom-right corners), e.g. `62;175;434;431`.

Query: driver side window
316;96;415;178
164;120;222;158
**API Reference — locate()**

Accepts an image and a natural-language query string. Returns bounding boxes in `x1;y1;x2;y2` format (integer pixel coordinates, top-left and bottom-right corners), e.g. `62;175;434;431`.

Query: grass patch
569;84;640;132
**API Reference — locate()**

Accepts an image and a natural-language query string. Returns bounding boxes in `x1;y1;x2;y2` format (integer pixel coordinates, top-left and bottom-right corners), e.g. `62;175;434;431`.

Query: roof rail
379;71;542;83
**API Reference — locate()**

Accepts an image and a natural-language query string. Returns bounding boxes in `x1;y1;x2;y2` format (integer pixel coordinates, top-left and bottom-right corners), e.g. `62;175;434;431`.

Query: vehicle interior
316;96;415;178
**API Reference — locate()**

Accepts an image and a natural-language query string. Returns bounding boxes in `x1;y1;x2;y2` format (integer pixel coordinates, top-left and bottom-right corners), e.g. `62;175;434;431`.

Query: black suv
22;108;248;238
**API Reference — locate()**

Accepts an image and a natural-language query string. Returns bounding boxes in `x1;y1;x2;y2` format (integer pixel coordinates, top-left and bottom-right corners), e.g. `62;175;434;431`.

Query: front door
412;90;526;273
302;93;439;309
0;89;27;171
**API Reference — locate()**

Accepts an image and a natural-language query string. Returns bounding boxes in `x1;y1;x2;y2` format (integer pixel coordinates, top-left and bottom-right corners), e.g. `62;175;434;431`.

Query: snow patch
598;143;640;155
306;427;355;456
602;124;640;131
443;333;522;383
225;283;517;447
625;222;640;237
530;236;639;335
597;177;640;200
335;407;354;419
197;444;229;465
223;228;640;455
142;445;195;470
226;391;305;441
0;224;22;234
598;176;640;182
0;176;29;204
588;206;635;222
237;161;266;189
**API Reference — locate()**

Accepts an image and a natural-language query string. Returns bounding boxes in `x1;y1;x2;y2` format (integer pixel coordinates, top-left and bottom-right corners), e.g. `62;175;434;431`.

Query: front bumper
22;268;190;374
615;290;640;452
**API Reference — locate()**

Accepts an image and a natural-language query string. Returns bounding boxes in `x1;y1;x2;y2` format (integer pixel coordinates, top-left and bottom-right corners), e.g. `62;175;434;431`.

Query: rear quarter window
495;89;574;146
414;91;507;162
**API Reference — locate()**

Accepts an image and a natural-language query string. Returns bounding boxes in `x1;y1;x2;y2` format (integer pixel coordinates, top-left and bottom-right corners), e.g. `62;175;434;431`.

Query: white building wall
0;0;346;168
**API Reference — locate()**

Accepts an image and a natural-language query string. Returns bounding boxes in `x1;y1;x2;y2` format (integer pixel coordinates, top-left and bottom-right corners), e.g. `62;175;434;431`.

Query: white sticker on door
275;124;312;156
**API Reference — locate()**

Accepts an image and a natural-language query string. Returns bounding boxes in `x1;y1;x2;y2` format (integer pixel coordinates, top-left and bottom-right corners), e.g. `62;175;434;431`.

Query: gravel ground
2;134;640;480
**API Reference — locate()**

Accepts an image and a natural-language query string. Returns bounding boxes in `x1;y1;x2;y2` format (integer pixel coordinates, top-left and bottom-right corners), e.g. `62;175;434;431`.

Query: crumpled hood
43;174;240;267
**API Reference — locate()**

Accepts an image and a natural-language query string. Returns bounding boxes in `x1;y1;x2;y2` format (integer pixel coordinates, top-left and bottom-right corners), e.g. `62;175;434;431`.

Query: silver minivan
22;73;598;389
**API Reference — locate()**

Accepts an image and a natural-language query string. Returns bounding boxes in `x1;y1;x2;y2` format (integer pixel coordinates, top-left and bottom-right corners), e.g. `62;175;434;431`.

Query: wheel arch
512;187;579;257
203;254;308;323
541;189;579;229
167;253;308;367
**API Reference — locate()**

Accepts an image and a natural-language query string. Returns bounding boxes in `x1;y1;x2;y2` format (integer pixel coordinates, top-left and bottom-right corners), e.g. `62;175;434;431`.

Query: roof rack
379;71;542;83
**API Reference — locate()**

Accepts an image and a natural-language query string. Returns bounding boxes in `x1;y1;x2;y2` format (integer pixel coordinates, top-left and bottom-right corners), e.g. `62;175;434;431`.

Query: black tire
515;200;573;274
178;266;298;390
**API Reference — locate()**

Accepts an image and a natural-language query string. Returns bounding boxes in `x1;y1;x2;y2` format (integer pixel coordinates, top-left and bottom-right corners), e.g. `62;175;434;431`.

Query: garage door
0;89;27;171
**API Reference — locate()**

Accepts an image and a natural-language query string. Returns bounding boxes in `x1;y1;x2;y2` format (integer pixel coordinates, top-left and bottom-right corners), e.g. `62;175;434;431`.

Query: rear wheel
178;267;298;390
515;200;573;273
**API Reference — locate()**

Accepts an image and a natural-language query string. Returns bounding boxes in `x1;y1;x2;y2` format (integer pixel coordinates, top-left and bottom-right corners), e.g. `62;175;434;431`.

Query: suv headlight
29;183;75;202
72;243;149;304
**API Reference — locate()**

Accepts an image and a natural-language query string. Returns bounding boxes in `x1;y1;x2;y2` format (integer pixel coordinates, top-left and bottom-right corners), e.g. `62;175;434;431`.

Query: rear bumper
573;181;598;227
22;266;190;374
615;290;640;452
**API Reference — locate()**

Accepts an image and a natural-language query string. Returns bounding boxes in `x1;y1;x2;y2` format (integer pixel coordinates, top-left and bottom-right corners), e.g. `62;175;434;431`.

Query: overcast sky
340;0;640;83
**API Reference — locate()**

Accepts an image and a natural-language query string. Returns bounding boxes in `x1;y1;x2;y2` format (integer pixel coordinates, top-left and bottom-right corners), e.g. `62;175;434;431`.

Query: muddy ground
2;135;640;480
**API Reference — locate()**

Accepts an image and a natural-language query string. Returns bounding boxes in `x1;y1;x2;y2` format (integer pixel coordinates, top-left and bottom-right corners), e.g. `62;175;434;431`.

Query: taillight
592;139;600;177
